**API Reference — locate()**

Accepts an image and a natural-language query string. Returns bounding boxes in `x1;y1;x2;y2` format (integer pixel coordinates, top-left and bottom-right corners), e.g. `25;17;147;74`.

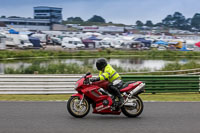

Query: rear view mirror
86;72;91;76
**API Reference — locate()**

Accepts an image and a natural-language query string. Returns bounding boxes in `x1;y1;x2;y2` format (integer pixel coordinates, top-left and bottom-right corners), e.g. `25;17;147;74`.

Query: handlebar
84;73;92;85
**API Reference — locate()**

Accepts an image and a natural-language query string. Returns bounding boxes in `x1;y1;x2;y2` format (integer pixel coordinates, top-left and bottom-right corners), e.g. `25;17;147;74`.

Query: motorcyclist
90;58;124;107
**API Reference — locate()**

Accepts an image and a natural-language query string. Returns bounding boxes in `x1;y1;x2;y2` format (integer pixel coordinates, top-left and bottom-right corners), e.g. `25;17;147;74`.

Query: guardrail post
199;75;200;93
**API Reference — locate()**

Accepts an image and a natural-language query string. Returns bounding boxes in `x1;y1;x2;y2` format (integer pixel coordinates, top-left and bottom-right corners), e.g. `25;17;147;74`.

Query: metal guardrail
0;75;199;94
122;75;200;93
120;68;200;75
0;75;80;94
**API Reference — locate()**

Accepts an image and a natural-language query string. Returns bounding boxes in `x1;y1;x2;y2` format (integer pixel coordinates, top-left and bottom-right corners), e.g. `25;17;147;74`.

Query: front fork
78;94;85;106
71;93;85;106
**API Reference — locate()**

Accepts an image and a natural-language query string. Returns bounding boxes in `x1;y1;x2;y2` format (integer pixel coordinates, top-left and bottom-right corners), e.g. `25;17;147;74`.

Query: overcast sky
0;0;199;24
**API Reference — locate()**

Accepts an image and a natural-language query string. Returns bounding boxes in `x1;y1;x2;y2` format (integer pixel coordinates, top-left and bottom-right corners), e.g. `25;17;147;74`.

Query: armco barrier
0;75;79;94
122;75;200;93
0;75;199;94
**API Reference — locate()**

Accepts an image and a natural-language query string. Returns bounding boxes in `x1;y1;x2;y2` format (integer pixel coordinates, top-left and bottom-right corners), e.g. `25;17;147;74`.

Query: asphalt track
0;101;200;133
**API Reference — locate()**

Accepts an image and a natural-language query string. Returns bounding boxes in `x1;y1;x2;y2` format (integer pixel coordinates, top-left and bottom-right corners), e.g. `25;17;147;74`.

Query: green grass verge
0;93;199;101
0;95;71;101
2;49;200;60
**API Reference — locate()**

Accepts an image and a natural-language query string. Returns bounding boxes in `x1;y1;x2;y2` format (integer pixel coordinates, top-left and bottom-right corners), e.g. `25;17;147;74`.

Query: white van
61;37;85;49
5;34;33;48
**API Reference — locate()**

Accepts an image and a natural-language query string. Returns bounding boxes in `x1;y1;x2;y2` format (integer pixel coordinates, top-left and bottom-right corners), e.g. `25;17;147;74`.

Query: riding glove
90;77;100;82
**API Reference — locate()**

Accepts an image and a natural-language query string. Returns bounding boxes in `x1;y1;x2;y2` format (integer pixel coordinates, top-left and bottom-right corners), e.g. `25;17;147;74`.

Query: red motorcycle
67;72;145;118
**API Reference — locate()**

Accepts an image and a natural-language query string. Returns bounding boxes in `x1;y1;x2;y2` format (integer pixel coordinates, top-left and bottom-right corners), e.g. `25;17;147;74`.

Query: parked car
134;38;152;47
62;37;85;49
94;41;111;49
51;37;62;45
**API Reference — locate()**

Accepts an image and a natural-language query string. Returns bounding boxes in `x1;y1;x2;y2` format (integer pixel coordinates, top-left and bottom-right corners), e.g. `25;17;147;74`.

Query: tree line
64;15;106;23
136;12;200;31
63;12;200;31
62;15;126;26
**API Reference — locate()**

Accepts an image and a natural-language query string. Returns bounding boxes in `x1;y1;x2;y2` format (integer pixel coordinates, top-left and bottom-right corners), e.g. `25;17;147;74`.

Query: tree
191;13;200;29
87;15;106;23
0;15;6;18
67;17;84;22
162;15;174;27
67;17;74;22
172;12;186;28
182;18;192;30
136;20;144;27
162;12;189;30
73;17;84;22
8;16;21;18
145;20;154;27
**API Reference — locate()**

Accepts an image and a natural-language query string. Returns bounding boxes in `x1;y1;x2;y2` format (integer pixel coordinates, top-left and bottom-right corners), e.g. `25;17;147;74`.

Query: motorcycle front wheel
67;96;90;118
121;95;143;117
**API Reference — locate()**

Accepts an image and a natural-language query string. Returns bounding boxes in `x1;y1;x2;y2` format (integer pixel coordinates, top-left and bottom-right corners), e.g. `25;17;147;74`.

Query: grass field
0;93;199;101
1;49;200;60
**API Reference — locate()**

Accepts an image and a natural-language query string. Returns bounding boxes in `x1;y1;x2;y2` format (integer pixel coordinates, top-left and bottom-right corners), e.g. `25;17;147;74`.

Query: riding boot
116;93;124;107
109;85;124;107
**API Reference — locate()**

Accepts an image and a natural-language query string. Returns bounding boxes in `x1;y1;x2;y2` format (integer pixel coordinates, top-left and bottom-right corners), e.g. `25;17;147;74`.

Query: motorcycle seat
120;81;135;89
120;81;142;93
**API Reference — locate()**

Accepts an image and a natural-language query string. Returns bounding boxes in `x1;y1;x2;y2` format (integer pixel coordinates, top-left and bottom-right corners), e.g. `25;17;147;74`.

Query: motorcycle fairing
93;96;121;115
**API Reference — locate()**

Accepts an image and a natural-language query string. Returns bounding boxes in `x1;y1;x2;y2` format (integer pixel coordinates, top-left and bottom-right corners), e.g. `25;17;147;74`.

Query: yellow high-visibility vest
99;64;121;82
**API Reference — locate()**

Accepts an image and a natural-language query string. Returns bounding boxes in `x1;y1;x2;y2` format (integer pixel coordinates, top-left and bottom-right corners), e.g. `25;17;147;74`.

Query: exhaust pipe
129;83;145;96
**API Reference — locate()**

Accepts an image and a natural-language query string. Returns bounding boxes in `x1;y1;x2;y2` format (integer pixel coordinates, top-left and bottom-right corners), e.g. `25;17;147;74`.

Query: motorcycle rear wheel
121;95;143;117
67;96;90;118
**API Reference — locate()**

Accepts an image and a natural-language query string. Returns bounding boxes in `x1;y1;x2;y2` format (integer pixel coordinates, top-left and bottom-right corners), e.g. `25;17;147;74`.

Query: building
0;17;51;31
0;6;63;31
82;26;99;32
52;24;67;31
98;26;124;33
34;6;62;24
82;26;124;33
